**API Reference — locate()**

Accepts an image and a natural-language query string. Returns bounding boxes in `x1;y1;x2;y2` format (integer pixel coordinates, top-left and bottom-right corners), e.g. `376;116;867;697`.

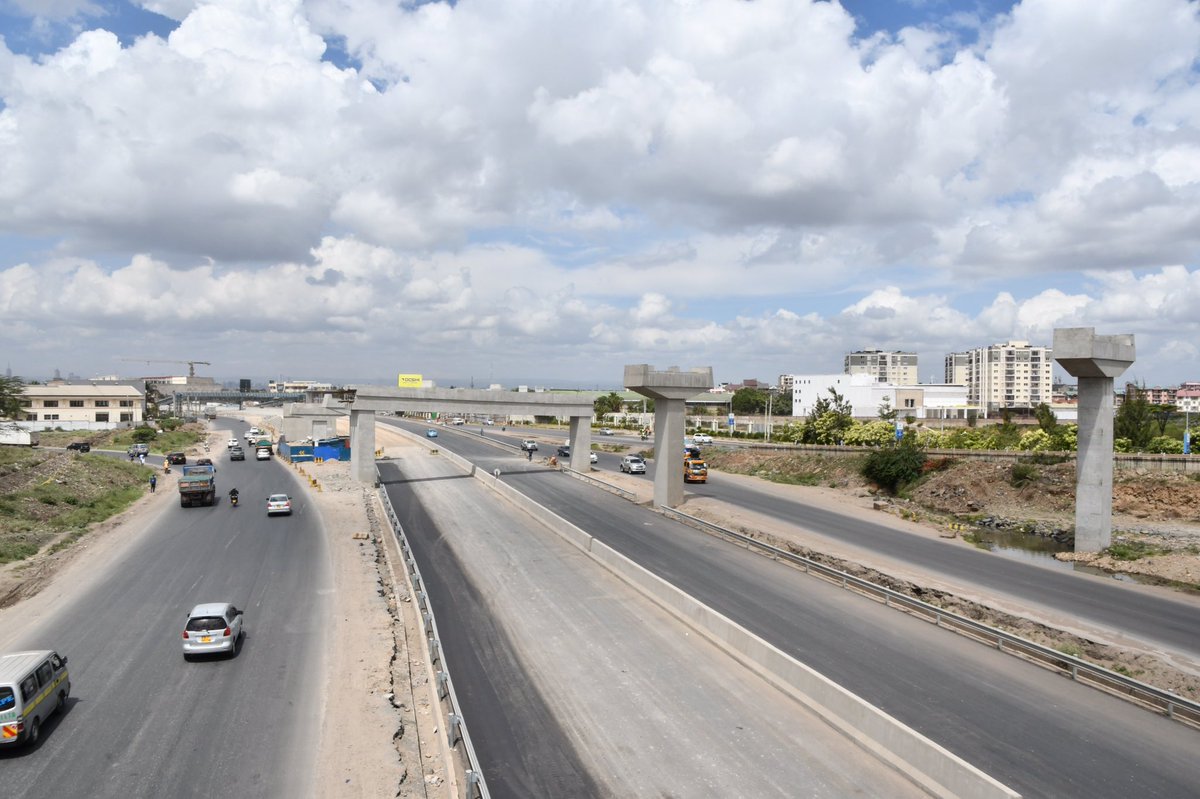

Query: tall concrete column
653;398;686;507
350;409;377;485
625;364;714;508
568;415;592;472
1053;328;1135;553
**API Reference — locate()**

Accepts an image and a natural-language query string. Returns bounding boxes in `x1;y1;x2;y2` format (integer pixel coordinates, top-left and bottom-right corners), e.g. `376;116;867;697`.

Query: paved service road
445;424;1200;658
390;420;1200;798
0;420;331;799
379;453;925;799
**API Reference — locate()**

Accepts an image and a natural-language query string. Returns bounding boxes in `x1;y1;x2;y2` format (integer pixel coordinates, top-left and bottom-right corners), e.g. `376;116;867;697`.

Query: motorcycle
229;493;239;508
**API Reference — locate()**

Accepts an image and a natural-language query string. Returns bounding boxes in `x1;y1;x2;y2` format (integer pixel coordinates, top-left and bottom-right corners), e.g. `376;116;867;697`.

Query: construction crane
119;358;212;378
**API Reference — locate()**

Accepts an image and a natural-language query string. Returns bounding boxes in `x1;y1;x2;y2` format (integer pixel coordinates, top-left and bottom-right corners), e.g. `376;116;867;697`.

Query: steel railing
662;507;1200;729
377;478;490;798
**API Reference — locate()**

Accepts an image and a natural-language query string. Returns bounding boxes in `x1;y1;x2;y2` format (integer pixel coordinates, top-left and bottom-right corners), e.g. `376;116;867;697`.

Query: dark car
66;442;91;452
196;458;213;467
229;447;245;461
556;445;570;457
166;452;187;465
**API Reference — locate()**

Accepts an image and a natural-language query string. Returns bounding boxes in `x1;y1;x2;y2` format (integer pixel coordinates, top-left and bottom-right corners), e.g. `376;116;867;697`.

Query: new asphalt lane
389;419;1200;798
0;420;331;799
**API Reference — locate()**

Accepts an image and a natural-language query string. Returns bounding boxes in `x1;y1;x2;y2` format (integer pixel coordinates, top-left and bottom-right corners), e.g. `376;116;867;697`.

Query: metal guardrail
662;507;1200;730
377;479;491;798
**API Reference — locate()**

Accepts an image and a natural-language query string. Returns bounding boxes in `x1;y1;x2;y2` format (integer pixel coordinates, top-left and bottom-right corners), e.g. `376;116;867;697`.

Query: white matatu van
0;650;70;747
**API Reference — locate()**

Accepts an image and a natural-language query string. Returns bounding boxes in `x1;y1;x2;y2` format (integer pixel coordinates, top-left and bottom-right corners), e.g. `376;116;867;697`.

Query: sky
0;0;1197;390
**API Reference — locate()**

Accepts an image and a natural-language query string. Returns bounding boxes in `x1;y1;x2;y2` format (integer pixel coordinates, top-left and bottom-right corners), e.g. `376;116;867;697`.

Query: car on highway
598;427;614;435
128;443;150;458
229;447;245;461
521;439;538;452
255;448;271;461
66;442;91;452
557;445;571;457
182;603;243;660
196;458;213;467
267;494;292;515
692;433;713;444
426;429;438;438
620;455;646;474
227;438;239;448
166;452;187;465
0;650;70;747
451;418;465;425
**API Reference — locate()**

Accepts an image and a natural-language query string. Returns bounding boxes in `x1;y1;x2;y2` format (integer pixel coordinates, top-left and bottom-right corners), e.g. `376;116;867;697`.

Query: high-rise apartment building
956;340;1052;415
843;349;918;384
944;352;970;385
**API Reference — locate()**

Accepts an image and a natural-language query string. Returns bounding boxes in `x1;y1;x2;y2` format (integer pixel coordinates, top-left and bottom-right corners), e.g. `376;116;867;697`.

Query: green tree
594;392;624;418
1146;435;1184;454
1115;393;1155;450
1150;404;1175;437
0;375;25;420
731;387;768;415
803;389;854;445
131;426;158;443
1034;402;1059;434
877;397;897;422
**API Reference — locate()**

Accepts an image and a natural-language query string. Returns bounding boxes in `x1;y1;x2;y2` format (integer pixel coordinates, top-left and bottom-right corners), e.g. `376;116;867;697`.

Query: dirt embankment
704;448;1200;588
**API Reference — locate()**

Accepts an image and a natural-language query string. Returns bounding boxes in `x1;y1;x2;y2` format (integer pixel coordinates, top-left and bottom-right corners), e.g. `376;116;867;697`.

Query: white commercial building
788;374;970;420
844;349;918;384
16;384;145;431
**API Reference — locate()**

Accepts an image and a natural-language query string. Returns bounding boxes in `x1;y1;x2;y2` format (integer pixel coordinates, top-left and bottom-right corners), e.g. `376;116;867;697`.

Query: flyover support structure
350;409;377;485
568;415;592;473
1053;327;1135;553
330;386;595;484
625;364;714;508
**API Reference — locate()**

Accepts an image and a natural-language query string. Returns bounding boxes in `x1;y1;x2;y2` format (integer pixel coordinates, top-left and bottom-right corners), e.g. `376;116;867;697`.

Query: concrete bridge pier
568;415;593;472
1053;327;1135;553
350;409;377;485
625;364;714;508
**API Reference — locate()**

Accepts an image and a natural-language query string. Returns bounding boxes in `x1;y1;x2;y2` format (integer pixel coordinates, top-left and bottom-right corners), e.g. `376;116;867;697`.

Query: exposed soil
704;448;1200;588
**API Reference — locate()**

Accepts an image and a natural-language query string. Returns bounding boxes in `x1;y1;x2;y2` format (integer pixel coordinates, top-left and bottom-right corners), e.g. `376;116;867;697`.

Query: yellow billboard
397;373;424;388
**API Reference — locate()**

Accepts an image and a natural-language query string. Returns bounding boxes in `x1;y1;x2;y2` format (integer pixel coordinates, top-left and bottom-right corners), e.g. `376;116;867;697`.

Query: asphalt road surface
380;454;924;799
391;419;1200;798
0;420;331;799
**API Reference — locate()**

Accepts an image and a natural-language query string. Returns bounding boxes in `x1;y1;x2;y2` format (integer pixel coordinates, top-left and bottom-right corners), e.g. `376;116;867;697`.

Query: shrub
861;445;926;494
1145;436;1184;454
1010;463;1039;487
131;426;158;443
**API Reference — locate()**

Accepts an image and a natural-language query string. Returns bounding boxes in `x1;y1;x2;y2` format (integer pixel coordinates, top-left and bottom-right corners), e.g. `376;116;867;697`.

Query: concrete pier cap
624;365;715;509
1052;327;1135;554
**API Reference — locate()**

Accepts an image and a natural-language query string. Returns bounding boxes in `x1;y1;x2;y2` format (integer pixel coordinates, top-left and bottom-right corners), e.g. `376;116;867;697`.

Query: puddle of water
966;529;1160;585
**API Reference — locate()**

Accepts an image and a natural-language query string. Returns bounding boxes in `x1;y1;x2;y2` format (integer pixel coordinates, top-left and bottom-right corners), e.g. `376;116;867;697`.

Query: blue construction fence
278;435;350;463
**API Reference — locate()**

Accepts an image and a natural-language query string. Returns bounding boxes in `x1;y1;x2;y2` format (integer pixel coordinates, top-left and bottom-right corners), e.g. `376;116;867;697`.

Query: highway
388;419;1200;798
0;420;330;799
379;446;925;799
470;424;1200;658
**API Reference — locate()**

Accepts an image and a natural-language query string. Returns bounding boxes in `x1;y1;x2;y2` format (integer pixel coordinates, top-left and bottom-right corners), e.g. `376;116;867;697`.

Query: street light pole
766;391;773;443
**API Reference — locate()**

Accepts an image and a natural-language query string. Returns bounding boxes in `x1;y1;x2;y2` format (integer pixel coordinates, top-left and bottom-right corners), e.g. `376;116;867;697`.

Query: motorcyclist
229;487;240;506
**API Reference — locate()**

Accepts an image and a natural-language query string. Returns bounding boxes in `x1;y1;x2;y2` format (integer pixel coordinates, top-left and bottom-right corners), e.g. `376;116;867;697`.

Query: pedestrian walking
527;448;533;461
139;453;146;465
149;474;157;493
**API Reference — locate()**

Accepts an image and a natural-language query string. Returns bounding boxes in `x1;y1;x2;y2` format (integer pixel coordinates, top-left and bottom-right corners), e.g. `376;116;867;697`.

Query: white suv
620;455;646;474
521;439;538;452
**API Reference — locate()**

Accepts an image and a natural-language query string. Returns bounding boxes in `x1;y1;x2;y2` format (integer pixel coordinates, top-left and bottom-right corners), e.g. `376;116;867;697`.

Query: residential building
16;384;145;431
944;352;971;386
844;349;918;384
1124;383;1179;405
1175;386;1200;414
959;340;1053;416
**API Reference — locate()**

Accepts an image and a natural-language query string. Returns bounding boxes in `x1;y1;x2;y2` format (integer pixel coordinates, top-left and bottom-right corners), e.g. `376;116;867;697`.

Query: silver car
620;455;646;474
182;603;244;660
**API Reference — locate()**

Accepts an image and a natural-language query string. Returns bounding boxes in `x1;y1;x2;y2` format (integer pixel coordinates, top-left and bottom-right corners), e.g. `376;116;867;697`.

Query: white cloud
0;0;1197;384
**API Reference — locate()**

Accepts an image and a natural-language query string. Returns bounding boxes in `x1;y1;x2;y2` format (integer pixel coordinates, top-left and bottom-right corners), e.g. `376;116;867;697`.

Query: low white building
17;384;145;431
788;374;971;420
